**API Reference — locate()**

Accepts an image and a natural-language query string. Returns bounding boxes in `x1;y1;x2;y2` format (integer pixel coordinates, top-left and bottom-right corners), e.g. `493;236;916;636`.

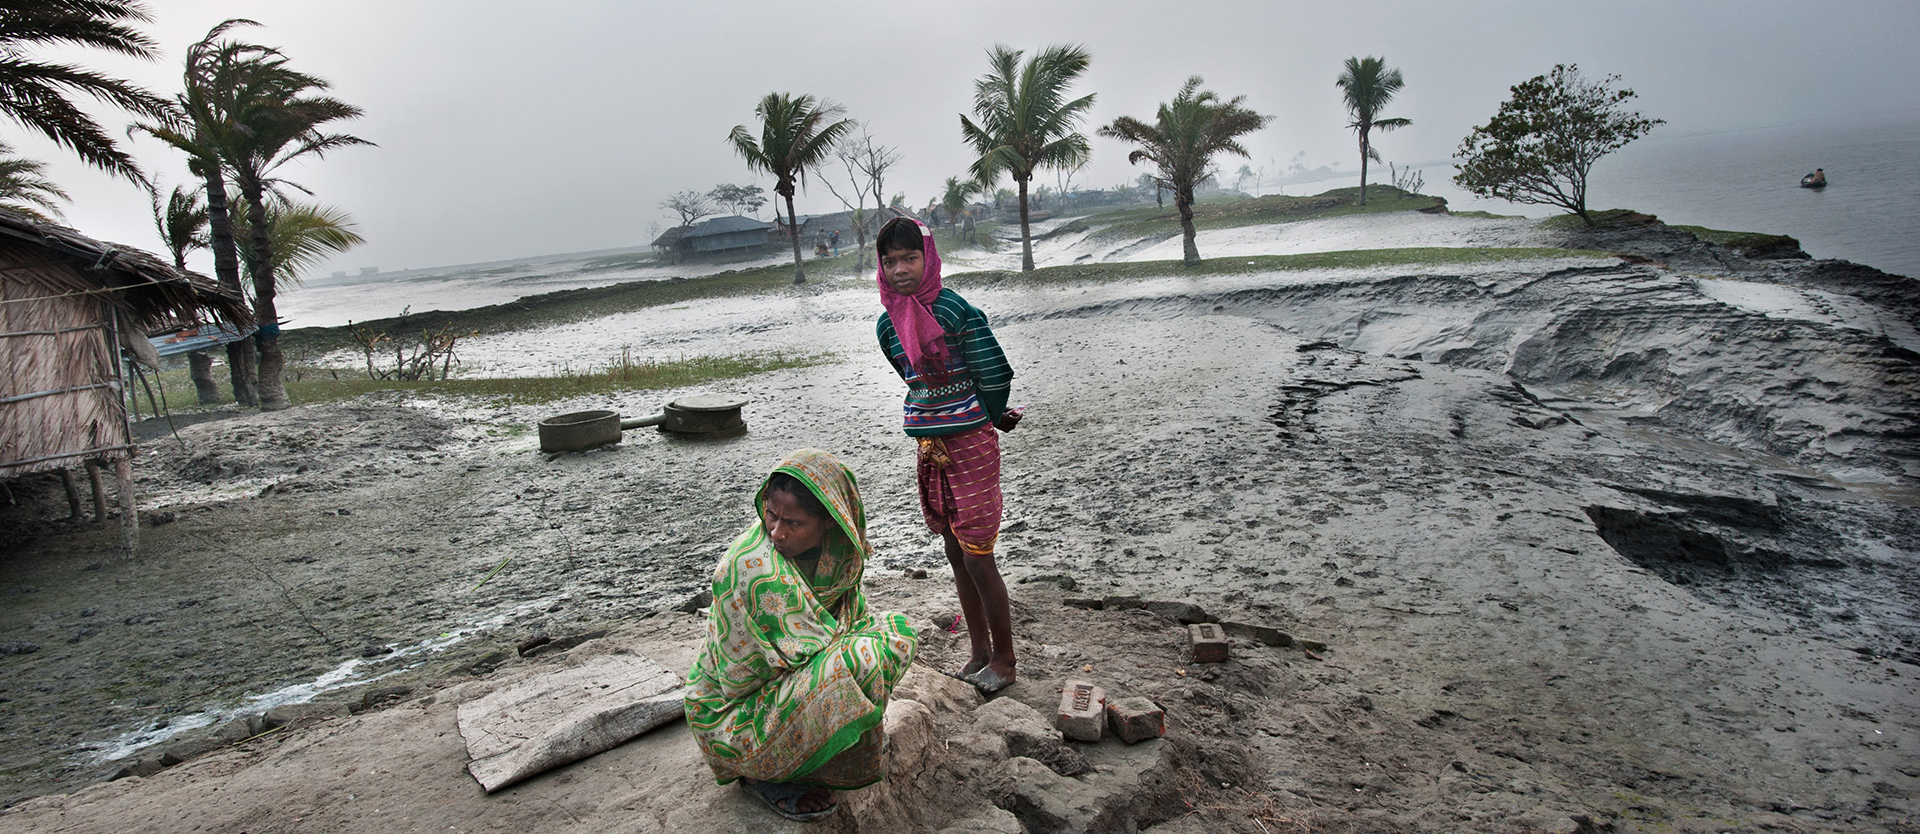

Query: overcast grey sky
23;0;1920;276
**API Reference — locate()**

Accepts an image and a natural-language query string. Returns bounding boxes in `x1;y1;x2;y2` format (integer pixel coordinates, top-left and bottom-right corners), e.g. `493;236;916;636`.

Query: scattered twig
473;556;512;591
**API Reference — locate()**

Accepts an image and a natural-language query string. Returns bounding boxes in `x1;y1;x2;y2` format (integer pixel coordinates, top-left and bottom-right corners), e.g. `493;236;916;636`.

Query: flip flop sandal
740;778;836;822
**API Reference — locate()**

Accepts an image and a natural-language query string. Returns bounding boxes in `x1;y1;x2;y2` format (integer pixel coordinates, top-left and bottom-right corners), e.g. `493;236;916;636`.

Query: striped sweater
876;288;1013;437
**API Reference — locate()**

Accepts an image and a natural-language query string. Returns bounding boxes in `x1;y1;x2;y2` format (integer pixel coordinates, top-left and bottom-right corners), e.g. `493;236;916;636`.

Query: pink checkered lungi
916;423;1002;556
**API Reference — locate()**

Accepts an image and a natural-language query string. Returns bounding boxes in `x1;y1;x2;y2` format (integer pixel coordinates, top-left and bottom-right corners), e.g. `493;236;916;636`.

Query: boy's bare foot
958;657;988;678
966;661;1016;695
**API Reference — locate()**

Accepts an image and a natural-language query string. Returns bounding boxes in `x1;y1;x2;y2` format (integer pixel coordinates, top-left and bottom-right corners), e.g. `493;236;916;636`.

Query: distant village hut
649;225;689;263
682;215;773;254
0;209;247;550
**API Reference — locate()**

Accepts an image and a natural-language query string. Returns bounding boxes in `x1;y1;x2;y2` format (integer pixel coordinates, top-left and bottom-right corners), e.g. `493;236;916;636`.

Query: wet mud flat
1;219;1917;831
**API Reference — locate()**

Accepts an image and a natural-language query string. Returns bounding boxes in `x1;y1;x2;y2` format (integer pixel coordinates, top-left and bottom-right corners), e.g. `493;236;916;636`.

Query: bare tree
851;132;901;218
817;128;900;269
660;190;715;226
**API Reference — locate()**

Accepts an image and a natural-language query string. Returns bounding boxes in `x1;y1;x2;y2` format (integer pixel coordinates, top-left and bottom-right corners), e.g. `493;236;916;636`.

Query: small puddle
81;598;554;764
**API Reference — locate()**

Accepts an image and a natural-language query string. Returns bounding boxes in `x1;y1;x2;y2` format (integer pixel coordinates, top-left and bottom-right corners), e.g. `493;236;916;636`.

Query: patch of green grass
128;351;834;409
282;350;834;406
581;251;658;271
956;246;1617;286
1670;224;1804;256
1538;208;1659;230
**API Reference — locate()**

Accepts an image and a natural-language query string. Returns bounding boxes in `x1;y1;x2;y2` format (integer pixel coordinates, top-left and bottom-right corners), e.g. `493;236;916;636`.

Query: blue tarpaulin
147;323;257;358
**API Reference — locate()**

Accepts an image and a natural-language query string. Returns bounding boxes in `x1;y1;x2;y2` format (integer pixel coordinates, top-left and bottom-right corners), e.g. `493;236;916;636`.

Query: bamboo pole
60;468;80;519
85;459;105;523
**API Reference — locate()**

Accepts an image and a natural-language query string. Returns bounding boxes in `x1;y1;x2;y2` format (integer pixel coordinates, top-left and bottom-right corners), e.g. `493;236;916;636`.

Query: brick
1055;679;1106;742
1188;622;1229;663
1106;697;1165;744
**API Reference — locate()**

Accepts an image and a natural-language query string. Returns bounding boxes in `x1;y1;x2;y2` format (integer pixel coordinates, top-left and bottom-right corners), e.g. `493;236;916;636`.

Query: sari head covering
875;217;949;381
684;449;918;788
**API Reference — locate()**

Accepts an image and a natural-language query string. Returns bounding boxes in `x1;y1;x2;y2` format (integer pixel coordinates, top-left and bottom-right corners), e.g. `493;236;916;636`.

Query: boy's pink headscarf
876;217;949;381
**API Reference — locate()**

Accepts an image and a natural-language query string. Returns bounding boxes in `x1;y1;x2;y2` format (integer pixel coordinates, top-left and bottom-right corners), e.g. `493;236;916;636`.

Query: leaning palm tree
960;44;1095;272
1099;77;1270;266
130;21;275;406
0;141;70;220
728;92;853;283
181;21;371;410
0;0;169;182
1335;56;1411;206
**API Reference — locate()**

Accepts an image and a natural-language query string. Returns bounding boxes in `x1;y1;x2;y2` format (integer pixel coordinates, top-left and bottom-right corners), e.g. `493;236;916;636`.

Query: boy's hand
994;406;1024;433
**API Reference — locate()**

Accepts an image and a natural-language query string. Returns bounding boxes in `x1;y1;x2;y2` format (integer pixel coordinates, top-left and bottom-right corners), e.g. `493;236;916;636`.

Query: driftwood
455;652;684;793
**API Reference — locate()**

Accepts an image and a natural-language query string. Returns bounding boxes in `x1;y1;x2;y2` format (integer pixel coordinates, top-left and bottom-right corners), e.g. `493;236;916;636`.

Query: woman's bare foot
958;656;988;678
794;787;835;814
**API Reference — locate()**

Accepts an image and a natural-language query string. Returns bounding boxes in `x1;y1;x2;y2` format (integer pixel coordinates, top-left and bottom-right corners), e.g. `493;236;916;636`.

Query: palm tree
0;0;169;182
939;176;982;232
151;183;208;269
1335;56;1411;206
230;199;365;290
130;21;273;405
0;141;70;220
728;93;853;283
1098;76;1270;266
959;44;1095;272
187;22;370;410
149;182;225;403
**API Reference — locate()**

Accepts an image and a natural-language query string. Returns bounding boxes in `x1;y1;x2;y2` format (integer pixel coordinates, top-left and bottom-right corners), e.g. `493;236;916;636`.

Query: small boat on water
1801;169;1827;189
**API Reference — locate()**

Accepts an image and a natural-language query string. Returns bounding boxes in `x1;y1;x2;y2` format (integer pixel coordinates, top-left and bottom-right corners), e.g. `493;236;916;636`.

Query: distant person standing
830;229;840;256
874;217;1022;694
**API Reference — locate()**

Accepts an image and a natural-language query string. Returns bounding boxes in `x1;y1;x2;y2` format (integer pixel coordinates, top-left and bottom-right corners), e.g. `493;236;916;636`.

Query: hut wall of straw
0;208;246;482
0;238;130;478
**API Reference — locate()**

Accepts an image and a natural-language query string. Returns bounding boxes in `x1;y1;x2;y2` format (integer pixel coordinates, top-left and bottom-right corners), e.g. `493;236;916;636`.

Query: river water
1408;114;1920;279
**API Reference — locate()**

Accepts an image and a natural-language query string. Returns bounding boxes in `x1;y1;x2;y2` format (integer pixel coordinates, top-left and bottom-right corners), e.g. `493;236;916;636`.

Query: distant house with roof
650;216;775;263
650;225;690;260
684;215;773;254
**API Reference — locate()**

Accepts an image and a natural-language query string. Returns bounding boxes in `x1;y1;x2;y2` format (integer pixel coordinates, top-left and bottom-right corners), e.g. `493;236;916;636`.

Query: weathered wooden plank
456;652;684;793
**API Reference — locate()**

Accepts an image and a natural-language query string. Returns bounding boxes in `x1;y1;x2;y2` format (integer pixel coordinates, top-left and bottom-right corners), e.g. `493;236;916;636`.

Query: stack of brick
1054;678;1166;744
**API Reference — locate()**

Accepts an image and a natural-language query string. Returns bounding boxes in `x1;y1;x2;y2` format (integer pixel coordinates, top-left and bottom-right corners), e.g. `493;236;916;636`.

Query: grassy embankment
1537;209;1805;258
1062;185;1444;244
958;246;1616;285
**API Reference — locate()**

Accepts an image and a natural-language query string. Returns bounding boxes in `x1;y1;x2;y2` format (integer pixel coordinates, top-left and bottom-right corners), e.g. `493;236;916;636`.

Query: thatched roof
0;207;249;332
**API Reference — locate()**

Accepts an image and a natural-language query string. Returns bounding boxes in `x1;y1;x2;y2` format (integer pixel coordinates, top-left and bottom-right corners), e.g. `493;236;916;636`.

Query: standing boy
874;217;1022;693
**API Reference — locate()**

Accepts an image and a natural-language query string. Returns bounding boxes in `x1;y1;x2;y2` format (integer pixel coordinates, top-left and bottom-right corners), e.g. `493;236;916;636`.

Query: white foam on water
81;598;554;764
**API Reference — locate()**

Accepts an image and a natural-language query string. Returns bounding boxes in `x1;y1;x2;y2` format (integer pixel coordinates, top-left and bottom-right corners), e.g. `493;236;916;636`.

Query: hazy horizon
18;0;1920;276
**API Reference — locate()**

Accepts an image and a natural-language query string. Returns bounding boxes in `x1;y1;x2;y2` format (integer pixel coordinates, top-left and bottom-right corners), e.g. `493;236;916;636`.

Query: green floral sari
683;449;919;788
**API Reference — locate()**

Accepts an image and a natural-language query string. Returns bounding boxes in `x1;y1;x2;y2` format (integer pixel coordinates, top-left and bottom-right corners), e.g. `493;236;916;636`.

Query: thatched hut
0;208;247;550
